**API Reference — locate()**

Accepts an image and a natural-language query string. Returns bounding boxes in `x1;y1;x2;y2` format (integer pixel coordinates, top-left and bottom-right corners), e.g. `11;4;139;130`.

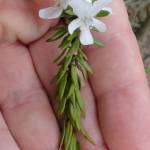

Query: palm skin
0;0;150;150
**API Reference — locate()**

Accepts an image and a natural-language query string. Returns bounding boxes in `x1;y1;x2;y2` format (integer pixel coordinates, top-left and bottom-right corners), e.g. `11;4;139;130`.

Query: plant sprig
44;3;110;149
47;26;100;149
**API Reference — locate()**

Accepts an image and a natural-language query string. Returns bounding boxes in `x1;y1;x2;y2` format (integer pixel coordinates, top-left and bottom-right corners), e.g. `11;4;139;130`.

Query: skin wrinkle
96;78;149;103
0;41;23;49
89;74;150;102
0;87;45;111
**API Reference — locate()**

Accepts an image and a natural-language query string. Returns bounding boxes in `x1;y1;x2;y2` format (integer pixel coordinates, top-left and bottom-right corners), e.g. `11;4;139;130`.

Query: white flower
85;0;93;3
39;0;69;19
68;0;112;45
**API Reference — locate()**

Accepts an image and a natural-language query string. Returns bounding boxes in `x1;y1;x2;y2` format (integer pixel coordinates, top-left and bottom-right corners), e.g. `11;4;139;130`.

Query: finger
0;112;20;150
85;0;150;149
0;42;60;149
29;31;108;149
0;0;57;43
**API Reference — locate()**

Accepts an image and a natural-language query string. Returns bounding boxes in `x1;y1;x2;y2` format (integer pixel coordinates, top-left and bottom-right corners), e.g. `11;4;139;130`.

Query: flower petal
60;0;69;9
69;0;92;17
80;27;94;45
39;7;62;19
92;18;107;32
68;18;81;34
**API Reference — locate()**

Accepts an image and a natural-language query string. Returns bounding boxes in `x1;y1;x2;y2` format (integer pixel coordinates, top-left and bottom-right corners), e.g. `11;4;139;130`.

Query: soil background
125;0;150;84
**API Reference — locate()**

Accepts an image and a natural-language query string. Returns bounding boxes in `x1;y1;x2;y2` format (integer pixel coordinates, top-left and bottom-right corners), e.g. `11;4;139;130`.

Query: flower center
82;17;93;26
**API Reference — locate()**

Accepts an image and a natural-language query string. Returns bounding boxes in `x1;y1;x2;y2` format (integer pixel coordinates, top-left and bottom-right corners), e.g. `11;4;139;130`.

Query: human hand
0;0;150;150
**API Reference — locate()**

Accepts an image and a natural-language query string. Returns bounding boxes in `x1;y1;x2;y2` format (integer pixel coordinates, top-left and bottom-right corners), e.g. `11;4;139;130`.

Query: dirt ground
138;19;150;84
125;1;150;84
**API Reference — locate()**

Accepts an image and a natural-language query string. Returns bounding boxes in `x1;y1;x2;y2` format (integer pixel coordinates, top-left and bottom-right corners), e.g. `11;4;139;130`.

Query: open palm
0;0;150;150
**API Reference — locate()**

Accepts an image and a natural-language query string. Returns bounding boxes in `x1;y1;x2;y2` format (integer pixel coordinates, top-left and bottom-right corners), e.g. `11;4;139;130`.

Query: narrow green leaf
71;93;76;106
72;135;78;150
66;84;74;99
58;97;67;115
74;105;82;130
77;63;88;80
77;73;82;90
54;49;67;63
68;101;81;130
66;108;76;127
145;66;150;74
59;36;71;49
47;27;67;42
69;103;77;124
68;40;80;56
71;65;79;87
56;67;66;83
59;123;66;150
96;10;110;17
82;60;93;74
67;30;79;41
80;127;95;145
57;56;72;83
79;49;88;60
75;87;85;113
61;6;74;17
77;57;93;74
65;8;74;16
64;122;73;150
58;78;71;114
63;55;73;70
69;133;78;150
58;74;67;99
94;39;105;47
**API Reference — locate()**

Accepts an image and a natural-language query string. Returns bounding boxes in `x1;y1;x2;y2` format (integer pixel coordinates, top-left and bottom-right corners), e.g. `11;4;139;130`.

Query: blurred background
125;0;150;83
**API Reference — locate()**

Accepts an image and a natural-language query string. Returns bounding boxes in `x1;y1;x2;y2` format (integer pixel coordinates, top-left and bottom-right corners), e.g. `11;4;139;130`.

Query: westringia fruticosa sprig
49;27;96;149
40;0;112;149
48;31;103;150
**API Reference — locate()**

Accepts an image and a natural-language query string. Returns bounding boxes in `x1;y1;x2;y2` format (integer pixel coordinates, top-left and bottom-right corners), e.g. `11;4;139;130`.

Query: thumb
0;0;58;44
